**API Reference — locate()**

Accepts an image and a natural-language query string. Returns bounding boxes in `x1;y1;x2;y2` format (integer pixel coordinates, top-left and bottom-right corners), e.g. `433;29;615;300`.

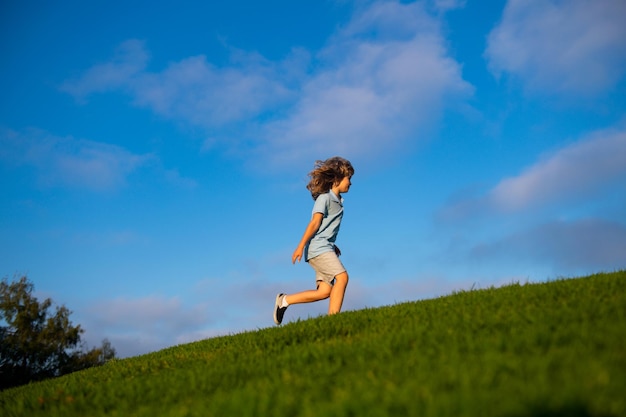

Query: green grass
2;271;625;417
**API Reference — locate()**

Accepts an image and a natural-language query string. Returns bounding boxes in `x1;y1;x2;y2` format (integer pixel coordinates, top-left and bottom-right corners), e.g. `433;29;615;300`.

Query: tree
0;275;116;389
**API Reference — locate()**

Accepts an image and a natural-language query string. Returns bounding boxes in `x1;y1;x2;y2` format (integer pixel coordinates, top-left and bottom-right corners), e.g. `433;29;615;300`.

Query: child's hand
292;247;304;264
334;245;341;256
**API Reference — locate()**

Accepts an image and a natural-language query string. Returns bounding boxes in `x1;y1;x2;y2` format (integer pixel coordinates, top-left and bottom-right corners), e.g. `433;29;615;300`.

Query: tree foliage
0;275;116;389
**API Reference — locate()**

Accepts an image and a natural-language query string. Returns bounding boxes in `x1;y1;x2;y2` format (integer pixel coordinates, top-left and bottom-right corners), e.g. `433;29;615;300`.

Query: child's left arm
292;212;324;264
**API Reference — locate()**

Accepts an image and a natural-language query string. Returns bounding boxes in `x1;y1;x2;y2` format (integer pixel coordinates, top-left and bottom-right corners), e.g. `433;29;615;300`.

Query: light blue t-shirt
305;190;344;261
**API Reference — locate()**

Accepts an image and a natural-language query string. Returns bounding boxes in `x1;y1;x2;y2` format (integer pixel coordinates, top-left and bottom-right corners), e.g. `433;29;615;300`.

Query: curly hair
306;156;354;200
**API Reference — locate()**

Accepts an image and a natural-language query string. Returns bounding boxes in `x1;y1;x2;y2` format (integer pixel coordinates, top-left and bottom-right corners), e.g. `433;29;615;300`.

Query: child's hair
306;156;354;200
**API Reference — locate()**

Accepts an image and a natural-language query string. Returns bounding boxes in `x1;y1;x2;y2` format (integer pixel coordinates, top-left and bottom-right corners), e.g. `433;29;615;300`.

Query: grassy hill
1;271;625;417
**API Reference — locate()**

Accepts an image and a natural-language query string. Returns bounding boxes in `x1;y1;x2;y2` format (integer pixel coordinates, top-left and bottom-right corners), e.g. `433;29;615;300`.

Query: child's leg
328;271;348;314
285;282;332;305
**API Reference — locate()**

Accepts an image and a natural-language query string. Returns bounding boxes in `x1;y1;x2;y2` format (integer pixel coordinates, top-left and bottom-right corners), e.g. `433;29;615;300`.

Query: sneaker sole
273;293;284;325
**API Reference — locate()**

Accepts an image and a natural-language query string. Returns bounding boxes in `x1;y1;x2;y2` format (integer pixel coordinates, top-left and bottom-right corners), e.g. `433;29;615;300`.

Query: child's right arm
292;212;324;264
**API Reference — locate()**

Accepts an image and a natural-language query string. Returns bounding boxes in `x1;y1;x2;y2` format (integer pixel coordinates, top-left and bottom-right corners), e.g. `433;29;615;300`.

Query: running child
273;156;354;325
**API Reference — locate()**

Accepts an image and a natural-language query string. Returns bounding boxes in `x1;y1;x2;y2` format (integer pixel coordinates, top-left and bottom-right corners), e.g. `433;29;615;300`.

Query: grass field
1;271;625;417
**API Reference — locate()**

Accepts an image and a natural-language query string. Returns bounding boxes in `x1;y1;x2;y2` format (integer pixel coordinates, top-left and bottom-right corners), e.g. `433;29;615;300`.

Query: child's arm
292;212;324;264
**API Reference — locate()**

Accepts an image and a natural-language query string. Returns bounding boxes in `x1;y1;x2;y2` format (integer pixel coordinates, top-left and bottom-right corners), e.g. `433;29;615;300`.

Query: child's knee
317;282;332;298
335;272;349;285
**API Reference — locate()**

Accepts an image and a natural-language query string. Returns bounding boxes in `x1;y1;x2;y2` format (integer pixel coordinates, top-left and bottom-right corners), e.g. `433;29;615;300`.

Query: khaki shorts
308;251;346;286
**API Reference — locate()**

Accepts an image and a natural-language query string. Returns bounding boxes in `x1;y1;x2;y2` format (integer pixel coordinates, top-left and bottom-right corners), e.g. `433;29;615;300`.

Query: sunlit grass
1;271;624;417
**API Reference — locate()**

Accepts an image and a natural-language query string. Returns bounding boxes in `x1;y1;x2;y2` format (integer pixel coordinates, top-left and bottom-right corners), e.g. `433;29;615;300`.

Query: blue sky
1;0;625;358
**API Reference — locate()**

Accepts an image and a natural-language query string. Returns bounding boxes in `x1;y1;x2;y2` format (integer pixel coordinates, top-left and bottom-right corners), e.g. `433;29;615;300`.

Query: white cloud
430;0;466;13
470;218;626;273
486;0;626;96
488;128;626;212
90;295;207;331
260;0;472;165
61;41;299;127
438;126;626;220
0;127;153;191
84;295;213;357
59;1;472;167
131;53;296;127
435;125;626;278
60;39;149;100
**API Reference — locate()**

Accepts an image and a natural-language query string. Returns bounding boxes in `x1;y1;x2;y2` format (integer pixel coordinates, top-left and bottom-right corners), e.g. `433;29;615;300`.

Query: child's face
335;176;352;194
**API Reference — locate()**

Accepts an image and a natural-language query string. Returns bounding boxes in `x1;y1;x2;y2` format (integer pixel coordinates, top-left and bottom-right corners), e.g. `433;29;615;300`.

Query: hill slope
1;271;625;417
